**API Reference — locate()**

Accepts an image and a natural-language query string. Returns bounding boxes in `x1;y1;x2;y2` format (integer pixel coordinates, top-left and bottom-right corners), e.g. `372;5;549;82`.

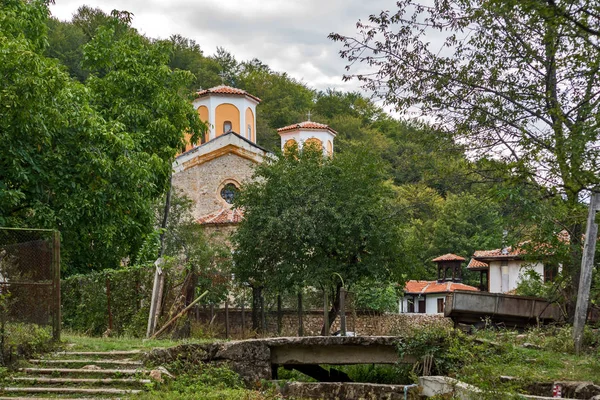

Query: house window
437;298;444;313
544;264;558;282
223;121;232;134
418;299;426;314
247;124;251;139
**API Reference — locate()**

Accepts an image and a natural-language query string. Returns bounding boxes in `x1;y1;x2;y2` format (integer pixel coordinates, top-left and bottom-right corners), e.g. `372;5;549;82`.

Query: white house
400;254;479;315
467;246;559;294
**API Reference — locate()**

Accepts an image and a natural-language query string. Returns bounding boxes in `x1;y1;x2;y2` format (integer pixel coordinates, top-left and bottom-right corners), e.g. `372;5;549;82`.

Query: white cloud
49;0;396;93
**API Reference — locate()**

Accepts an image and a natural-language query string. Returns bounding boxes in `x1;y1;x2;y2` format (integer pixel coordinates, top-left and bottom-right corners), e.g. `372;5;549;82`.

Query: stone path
0;349;154;399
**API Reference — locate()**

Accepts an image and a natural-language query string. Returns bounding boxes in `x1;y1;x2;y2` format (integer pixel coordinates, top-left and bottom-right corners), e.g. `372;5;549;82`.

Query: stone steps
28;359;143;367
18;367;143;375
2;348;161;399
11;376;151;385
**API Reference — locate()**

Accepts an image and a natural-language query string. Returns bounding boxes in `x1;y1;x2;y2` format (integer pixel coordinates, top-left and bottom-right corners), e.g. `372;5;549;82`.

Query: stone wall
172;152;257;221
190;308;451;339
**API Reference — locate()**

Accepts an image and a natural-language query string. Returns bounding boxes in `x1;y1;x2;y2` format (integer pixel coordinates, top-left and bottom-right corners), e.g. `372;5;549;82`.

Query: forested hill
3;3;556;280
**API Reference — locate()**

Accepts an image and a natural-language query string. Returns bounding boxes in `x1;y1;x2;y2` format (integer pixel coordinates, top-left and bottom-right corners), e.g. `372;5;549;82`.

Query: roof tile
196;85;261;103
197;208;244;225
432;253;466;262
467;258;489;269
404;280;479;294
277;121;338;135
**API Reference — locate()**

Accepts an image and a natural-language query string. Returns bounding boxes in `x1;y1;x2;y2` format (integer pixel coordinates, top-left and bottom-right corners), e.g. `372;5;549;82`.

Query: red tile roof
277;121;338;136
404;280;479;294
467;258;489;270
432;253;465;262
196;208;244;225
196;85;261;103
473;246;525;259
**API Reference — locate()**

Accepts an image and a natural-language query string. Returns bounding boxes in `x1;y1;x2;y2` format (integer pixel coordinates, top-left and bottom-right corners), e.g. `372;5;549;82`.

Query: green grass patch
61;331;215;352
400;324;600;397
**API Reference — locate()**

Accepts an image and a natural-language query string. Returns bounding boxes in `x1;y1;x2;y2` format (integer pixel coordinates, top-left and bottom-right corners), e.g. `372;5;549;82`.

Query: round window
220;183;238;204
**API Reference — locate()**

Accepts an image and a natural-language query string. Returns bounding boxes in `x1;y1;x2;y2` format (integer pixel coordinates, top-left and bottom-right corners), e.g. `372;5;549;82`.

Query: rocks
522;342;542;350
556;381;600;399
278;382;421;400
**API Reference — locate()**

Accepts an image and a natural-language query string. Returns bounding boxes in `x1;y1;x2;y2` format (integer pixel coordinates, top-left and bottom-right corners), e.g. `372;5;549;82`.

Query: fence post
297;291;303;337
277;294;282;336
260;292;266;333
225;300;229;339
340;287;346;336
323;289;329;336
241;300;245;339
106;278;113;333
52;230;61;341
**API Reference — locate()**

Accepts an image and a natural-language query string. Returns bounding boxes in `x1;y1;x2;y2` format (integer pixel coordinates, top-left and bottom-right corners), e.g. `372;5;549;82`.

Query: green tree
232;144;404;331
0;1;204;274
331;0;600;310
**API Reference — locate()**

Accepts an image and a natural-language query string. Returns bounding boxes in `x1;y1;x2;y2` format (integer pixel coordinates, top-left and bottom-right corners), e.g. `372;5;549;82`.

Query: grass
61;331;216;352
456;326;600;389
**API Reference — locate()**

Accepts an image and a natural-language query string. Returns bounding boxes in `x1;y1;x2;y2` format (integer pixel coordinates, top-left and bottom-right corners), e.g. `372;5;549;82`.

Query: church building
172;85;335;239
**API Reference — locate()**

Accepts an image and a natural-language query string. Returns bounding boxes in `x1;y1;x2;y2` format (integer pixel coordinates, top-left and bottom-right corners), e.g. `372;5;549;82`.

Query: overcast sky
49;0;396;94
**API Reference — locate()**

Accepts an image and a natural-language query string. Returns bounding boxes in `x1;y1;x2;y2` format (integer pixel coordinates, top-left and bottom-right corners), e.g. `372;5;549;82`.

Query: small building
400;254;479;314
467;246;557;294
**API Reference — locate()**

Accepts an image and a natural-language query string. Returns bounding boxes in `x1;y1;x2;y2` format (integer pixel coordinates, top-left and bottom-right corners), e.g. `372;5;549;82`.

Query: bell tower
185;85;261;151
432;253;466;282
276;121;336;156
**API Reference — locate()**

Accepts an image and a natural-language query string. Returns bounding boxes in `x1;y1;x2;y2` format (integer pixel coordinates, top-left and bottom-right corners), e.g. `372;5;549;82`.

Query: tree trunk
252;286;262;331
320;283;342;335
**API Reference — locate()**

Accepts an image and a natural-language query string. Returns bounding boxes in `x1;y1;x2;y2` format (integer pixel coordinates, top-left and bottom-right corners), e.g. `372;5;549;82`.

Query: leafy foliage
0;1;204;274
330;0;600;302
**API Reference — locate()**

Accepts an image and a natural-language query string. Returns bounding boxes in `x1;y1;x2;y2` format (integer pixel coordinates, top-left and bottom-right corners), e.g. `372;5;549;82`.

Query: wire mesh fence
0;228;60;342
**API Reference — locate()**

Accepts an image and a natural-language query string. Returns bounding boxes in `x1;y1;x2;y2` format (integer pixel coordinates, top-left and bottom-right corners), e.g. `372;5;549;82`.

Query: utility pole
573;190;600;354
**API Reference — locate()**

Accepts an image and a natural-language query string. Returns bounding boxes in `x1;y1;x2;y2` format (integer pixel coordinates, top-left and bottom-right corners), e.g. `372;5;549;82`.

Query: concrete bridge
145;336;413;383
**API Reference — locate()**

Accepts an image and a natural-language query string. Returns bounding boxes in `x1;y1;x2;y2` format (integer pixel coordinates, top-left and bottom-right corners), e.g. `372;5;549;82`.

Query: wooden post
225;300;229;339
297;291;303;337
146;259;164;338
241;300;245;339
277;294;282;336
52;230;61;341
573;191;600;353
323;288;329;336
150;291;208;340
340;287;346;336
106;278;113;332
260;292;266;333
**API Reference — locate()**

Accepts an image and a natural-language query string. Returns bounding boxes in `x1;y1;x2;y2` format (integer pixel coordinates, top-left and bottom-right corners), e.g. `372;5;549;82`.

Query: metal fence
0;228;60;341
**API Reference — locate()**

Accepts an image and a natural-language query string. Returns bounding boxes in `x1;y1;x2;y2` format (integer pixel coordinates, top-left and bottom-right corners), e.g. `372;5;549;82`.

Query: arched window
304;138;322;151
247;124;252;139
220;183;238;204
223;121;232;134
326;140;333;156
284;139;298;153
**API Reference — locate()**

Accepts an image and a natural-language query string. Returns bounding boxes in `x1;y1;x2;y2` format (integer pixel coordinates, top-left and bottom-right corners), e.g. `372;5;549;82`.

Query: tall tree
232;144;404;330
0;0;204;274
330;0;600;310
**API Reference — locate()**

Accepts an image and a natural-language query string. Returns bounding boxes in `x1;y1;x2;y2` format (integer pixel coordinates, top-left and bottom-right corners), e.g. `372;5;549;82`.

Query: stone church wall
172;152;257;221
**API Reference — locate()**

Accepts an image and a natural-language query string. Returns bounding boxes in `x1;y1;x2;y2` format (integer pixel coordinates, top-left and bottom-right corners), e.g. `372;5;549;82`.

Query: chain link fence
0;228;60;342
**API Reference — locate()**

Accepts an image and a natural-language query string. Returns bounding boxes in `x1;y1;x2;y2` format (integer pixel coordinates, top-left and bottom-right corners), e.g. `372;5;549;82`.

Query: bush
1;323;54;365
61;262;168;336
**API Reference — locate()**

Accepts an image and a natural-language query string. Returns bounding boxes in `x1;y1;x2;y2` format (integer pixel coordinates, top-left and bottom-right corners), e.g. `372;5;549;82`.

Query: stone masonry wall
172;152;257;221
190;309;451;339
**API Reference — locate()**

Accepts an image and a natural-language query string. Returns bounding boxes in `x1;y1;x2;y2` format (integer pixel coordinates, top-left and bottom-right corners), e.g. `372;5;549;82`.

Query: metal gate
0;228;60;341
